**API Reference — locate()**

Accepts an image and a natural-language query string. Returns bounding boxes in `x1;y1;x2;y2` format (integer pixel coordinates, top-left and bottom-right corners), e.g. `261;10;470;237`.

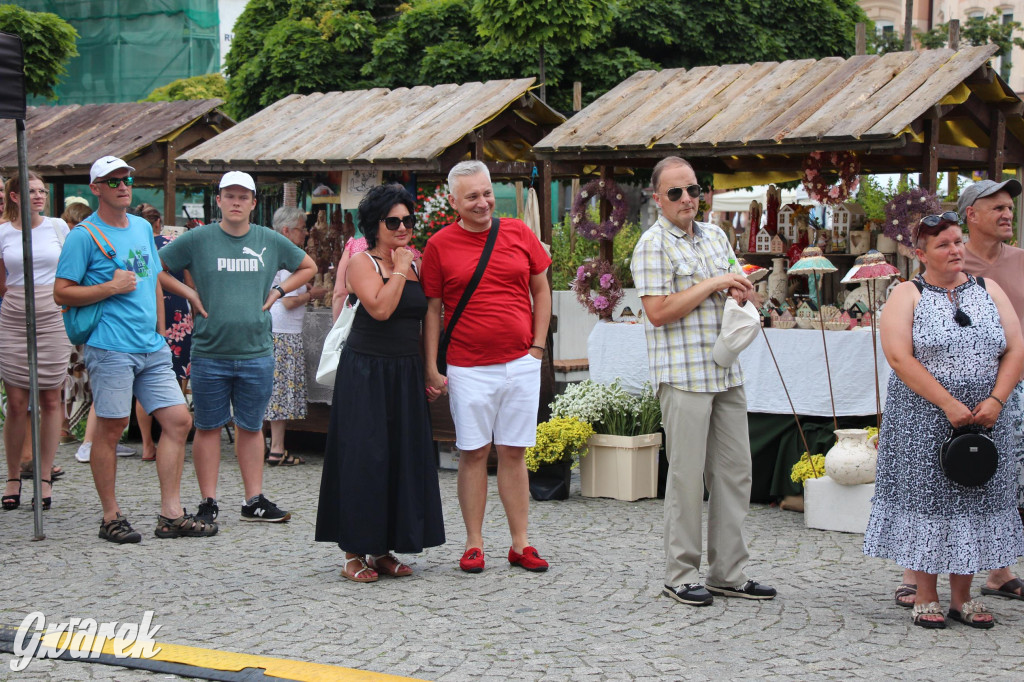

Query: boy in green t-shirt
159;171;316;524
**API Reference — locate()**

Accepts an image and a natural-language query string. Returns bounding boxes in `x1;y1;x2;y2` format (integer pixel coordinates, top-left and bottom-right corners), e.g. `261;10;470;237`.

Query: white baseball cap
219;171;256;192
713;299;761;368
89;156;135;183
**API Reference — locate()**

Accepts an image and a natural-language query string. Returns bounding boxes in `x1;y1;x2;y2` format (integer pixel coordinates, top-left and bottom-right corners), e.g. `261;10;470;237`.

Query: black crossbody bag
436;217;499;374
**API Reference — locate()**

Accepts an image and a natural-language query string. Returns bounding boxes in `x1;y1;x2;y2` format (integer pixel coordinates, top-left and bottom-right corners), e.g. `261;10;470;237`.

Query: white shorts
447;353;542;451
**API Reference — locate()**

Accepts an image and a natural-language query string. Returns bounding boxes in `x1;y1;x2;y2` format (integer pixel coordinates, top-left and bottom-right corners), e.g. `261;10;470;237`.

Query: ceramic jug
824;428;878;485
767;257;787;304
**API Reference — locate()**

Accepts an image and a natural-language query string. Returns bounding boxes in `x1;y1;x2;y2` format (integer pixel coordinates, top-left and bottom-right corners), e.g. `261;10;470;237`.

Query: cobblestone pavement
2;435;1023;681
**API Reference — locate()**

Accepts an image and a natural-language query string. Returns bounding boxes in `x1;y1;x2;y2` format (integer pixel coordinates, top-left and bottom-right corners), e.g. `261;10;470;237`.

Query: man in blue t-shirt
158;171;316;525
54;156;216;544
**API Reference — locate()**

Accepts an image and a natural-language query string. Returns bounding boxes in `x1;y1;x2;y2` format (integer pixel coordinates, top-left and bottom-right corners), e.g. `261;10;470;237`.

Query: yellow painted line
38;631;422;682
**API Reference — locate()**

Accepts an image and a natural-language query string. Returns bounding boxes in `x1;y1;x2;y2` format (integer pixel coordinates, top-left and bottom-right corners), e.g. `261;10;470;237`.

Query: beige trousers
659;383;752;588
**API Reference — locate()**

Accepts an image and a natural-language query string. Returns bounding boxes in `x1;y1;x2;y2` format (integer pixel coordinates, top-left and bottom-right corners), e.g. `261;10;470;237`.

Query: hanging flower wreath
883;188;942;258
802;151;861;206
571;178;628;241
572;258;624;319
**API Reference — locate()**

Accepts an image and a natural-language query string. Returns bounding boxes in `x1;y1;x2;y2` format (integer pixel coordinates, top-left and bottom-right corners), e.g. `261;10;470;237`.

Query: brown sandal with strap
154;511;219;538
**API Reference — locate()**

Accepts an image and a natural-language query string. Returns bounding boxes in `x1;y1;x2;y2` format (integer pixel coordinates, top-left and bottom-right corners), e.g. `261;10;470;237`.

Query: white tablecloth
586;322;890;417
741;328;890;417
587;321;650;394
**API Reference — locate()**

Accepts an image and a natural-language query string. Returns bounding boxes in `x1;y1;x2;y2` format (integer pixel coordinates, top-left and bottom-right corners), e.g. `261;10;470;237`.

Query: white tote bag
315;300;359;386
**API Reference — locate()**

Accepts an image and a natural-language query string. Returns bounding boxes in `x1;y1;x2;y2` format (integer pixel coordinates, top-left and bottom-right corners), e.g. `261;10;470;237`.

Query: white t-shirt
0;217;71;285
269;269;306;334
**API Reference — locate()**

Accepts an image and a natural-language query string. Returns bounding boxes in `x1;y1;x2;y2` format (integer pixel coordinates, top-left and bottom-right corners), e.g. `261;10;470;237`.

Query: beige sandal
370;553;413;577
341;554;378;583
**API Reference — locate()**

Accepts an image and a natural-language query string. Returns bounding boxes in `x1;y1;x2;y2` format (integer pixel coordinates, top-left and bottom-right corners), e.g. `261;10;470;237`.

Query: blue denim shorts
84;345;186;419
189;355;275;432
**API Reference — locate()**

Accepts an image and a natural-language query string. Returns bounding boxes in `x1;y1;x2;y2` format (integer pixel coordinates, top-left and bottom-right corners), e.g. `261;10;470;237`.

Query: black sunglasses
920;211;959;227
381;215;416;231
100;177;134;188
664;185;702;202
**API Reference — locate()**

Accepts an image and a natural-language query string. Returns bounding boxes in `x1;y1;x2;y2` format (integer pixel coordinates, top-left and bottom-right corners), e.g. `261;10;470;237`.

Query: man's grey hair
272;206;306;234
447;160;490;197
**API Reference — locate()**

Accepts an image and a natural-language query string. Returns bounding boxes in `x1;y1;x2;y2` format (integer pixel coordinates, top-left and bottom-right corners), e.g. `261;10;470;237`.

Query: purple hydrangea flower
593;295;610;310
599;273;614;289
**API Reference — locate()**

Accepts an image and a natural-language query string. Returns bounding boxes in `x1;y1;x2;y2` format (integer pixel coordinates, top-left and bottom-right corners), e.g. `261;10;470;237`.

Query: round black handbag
939;426;998;487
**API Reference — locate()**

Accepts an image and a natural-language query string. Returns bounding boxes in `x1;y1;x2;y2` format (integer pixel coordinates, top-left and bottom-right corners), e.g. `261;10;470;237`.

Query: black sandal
266;451;304;467
2;478;22;510
30;479;52;511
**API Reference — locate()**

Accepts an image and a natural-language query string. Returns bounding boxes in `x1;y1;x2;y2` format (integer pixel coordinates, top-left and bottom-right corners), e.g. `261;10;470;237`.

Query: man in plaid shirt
632;156;776;607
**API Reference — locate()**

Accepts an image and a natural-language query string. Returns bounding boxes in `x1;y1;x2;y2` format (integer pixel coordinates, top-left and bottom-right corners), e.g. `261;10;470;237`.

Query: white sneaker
115;443;137;457
75;442;92;463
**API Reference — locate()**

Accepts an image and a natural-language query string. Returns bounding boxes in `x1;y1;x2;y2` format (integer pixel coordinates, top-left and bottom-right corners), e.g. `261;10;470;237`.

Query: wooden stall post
163;141;177;226
855;23;866;56
904;0;914;51
949;20;960;50
569;82;582;256
599;165;614;263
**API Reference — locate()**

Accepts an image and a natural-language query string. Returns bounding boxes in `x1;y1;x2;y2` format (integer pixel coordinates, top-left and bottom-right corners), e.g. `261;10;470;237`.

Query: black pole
16;118;45;540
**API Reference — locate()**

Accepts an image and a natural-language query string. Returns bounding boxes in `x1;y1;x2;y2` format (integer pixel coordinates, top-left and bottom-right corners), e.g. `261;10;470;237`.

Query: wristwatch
272;285;286;297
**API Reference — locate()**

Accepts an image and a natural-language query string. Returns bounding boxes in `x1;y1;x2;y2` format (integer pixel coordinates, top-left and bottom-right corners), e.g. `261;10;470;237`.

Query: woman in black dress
316;184;445;582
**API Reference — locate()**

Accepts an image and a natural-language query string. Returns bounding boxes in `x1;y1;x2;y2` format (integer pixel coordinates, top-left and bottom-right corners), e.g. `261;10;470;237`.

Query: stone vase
824;428;879;485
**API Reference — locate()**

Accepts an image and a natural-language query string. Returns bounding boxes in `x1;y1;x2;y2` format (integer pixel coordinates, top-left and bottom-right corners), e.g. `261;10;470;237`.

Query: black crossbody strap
438;217;500;364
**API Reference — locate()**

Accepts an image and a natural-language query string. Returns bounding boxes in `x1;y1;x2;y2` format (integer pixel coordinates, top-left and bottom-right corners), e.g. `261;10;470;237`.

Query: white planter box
803;475;874;534
580;432;662;501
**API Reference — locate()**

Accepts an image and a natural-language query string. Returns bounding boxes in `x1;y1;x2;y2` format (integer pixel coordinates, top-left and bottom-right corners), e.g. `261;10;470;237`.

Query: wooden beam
921;117;939;191
989;108;1006;178
163;141;176;224
599;165;613;262
856;23;866;55
541;160;553;245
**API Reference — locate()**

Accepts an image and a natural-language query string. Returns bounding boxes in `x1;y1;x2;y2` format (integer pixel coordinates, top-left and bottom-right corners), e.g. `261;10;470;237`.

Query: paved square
2;436;1022;680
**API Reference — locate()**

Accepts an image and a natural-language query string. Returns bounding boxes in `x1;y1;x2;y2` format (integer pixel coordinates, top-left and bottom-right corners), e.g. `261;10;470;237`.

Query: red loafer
459;547;485;573
508;546;549;572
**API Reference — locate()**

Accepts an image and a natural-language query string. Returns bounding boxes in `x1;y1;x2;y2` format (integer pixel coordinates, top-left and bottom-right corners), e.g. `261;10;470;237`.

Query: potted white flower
550;380;662;501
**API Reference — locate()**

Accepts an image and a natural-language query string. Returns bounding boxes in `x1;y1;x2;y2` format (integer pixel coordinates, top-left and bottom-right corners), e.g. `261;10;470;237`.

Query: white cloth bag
315;300;359;386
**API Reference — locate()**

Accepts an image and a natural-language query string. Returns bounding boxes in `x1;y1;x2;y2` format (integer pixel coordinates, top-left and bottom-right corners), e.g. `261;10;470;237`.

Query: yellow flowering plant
525;417;595;472
790;452;826;485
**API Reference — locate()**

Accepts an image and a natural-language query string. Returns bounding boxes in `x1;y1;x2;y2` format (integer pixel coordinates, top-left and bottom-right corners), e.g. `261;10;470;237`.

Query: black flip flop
980;577;1024;601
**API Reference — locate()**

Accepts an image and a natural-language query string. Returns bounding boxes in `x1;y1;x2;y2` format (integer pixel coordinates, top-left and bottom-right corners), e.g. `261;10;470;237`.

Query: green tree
224;0;380;119
0;5;78;100
141;73;228;103
471;0;614;101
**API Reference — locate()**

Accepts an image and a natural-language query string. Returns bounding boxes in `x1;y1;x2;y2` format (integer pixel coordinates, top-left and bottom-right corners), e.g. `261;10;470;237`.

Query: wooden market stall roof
0;99;233;220
176;78;565;179
533;45;1024;190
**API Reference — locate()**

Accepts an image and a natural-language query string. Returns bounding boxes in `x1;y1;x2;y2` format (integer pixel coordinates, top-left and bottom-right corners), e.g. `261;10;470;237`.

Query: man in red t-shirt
422;160;552;574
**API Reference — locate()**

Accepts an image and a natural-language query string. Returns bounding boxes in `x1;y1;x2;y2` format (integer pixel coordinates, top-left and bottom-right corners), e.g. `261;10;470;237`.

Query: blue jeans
189;355;275;432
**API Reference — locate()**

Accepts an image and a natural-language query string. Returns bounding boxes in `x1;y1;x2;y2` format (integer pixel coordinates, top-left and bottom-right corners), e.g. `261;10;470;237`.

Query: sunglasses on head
664;185;702;202
920;211;959;227
100;177;134;188
381;215;416;231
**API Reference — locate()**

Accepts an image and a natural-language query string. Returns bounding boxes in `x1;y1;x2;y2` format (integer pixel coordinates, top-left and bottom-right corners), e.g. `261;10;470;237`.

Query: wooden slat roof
0;99;232;179
533;45;1022;172
177;78;565;175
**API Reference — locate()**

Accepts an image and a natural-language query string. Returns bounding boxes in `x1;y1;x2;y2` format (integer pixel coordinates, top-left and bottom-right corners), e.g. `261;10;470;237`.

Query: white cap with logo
219;171;256;192
90;156;135;183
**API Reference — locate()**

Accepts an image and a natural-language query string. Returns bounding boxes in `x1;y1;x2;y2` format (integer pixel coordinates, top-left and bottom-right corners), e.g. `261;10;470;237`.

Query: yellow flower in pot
525;417;595;472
